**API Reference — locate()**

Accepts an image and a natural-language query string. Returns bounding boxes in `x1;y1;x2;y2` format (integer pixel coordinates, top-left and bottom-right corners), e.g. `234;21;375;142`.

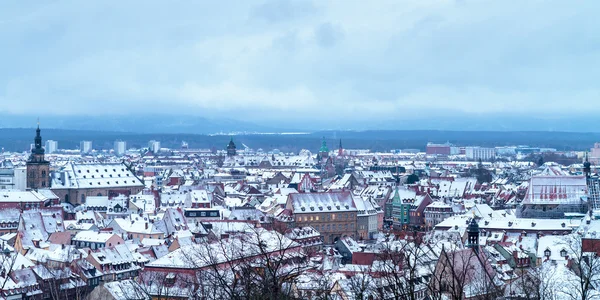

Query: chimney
145;223;148;230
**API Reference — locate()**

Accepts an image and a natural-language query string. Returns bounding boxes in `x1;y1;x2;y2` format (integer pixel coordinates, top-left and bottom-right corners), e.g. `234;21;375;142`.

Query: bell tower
467;217;480;254
226;138;237;157
26;122;50;190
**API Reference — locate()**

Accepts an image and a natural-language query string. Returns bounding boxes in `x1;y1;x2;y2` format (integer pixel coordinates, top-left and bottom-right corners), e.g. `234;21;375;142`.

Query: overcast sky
1;1;599;128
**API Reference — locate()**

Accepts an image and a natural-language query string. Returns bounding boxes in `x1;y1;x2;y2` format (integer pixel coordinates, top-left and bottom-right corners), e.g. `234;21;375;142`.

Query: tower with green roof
319;137;329;159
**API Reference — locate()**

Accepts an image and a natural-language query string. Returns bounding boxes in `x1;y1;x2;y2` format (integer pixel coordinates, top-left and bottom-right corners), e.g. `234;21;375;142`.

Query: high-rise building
465;147;497;161
114;140;126;156
590;143;600;165
80;141;93;154
148;140;161;153
45;140;58;154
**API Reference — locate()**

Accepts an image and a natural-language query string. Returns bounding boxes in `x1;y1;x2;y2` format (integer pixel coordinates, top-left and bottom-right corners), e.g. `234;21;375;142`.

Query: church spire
584;152;592;178
33;120;44;155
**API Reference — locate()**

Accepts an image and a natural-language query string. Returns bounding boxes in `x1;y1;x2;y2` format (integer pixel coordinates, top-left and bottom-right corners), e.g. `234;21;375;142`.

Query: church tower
584;152;592;178
27;123;50;190
467;217;480;254
319;137;329;159
338;139;343;157
226;138;237;157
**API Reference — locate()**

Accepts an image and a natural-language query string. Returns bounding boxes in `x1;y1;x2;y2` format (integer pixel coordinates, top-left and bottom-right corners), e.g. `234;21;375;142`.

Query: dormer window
165;273;176;285
544;249;551;257
560;249;567;257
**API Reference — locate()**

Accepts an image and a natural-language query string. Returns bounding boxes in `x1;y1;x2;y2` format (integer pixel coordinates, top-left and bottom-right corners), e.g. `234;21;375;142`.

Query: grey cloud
314;22;344;48
252;0;317;23
1;0;600;130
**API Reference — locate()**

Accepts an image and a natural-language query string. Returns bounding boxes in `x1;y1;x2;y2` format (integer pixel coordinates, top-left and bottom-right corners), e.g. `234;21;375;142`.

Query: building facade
287;192;358;244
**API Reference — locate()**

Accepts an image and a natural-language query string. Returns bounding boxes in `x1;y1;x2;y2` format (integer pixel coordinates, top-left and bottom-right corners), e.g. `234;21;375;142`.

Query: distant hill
2;128;599;153
0;114;291;135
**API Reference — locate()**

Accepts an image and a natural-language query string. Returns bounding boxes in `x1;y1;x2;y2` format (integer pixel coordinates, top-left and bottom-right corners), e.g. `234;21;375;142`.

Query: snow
51;162;144;189
289;192;357;214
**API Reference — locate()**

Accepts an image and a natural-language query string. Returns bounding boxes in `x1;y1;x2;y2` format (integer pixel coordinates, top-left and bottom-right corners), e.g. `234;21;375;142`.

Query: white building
114;140;126;156
0;162;26;191
148;140;161;153
13;167;27;191
465;147;496;161
80;141;93;154
495;146;516;156
45;140;58;154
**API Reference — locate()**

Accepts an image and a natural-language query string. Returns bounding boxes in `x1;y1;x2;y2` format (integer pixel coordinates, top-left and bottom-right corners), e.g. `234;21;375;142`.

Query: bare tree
124;270;197;300
293;271;339;300
40;247;89;300
374;233;436;300
429;245;501;300
0;248;19;291
343;270;377;300
558;234;600;300
510;262;559;300
178;225;308;300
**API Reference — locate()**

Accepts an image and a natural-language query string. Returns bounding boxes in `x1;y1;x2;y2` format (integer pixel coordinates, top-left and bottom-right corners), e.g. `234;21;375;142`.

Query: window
544;249;551;257
331;214;336;220
165;273;176;285
560;249;567;257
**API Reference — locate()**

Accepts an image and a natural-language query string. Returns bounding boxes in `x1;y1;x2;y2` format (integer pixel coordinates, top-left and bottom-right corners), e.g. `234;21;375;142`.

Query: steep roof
51;162;144;189
288;192;357;214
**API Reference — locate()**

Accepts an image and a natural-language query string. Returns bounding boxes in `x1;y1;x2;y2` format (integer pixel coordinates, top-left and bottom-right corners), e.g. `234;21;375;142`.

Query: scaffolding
589;178;600;211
